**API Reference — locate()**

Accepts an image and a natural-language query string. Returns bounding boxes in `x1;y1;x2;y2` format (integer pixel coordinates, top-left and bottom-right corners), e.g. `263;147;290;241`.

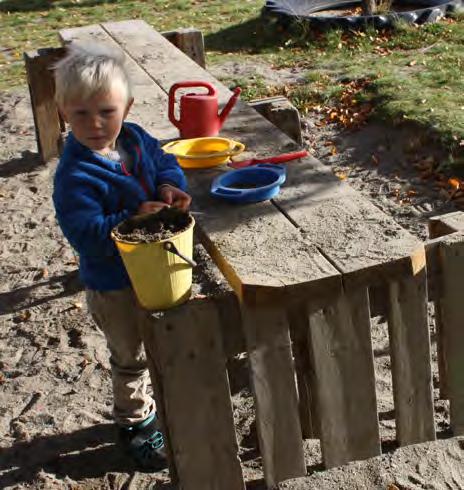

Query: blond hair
54;43;132;107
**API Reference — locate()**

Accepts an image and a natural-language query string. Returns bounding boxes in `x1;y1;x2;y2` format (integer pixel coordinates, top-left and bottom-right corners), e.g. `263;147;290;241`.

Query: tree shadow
0;269;83;315
0;0;118;13
0;424;130;487
0;0;53;12
205;17;286;54
0;151;44;178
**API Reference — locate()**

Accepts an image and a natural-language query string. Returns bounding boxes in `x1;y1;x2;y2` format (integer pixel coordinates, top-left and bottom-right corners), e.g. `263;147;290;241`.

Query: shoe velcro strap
130;415;160;444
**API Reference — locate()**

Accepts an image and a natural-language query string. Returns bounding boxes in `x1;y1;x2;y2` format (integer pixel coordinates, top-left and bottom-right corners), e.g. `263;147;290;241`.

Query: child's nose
90;114;104;128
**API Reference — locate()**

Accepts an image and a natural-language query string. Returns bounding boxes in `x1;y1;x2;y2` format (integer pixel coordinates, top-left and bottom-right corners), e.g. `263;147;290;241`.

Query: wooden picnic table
58;20;435;489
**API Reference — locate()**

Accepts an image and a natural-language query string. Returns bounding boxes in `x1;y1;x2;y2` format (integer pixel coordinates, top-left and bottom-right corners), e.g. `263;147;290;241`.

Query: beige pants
86;287;155;426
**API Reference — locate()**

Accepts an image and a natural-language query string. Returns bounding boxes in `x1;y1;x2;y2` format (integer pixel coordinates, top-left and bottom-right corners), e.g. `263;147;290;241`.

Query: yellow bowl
162;137;245;169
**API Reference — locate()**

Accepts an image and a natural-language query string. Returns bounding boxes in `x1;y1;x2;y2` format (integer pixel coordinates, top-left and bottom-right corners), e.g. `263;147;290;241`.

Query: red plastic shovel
228;149;309;169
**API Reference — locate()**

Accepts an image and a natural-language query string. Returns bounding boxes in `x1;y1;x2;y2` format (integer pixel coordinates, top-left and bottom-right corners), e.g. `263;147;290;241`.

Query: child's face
61;82;133;153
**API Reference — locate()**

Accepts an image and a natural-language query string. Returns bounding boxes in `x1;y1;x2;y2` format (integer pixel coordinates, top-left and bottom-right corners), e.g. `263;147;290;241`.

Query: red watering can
168;81;241;139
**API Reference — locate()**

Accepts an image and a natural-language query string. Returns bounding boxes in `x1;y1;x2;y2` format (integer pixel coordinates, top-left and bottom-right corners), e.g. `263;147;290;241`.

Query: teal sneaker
118;413;167;471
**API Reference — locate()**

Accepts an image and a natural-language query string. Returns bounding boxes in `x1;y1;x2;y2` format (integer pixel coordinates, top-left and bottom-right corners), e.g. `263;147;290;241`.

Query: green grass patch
1;0;464;153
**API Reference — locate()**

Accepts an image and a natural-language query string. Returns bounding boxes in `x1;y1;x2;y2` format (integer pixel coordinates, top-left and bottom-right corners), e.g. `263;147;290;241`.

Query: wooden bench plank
240;303;306;487
162;28;206;68
438;234;464;434
386;257;436;445
147;300;245;490
308;286;381;468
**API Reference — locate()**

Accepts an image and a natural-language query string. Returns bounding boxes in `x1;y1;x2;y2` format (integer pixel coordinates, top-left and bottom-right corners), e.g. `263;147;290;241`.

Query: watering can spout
218;87;241;128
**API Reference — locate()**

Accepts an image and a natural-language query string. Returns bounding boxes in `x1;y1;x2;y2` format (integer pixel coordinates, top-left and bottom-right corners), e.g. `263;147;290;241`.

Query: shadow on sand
0;423;175;488
0;269;83;316
0;151;44;178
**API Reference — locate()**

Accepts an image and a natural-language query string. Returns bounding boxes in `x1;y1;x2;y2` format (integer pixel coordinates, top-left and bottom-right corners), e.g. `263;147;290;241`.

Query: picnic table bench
24;19;454;489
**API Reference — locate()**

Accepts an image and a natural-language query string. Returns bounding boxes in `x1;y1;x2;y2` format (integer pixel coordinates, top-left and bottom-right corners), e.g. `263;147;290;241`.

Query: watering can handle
168;81;217;127
163;241;197;268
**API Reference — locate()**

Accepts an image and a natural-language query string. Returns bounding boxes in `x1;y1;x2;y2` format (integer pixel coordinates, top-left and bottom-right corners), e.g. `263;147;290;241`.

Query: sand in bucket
112;207;195;310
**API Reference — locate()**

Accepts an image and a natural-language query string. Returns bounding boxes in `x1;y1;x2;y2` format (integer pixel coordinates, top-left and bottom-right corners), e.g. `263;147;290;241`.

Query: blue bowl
210;164;286;203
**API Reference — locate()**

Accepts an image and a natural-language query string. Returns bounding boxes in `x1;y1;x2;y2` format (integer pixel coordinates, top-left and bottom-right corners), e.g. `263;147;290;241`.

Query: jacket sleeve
141;130;188;191
53;174;130;257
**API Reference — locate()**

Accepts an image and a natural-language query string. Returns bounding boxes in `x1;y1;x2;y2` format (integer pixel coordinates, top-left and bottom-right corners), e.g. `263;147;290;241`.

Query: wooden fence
140;211;464;489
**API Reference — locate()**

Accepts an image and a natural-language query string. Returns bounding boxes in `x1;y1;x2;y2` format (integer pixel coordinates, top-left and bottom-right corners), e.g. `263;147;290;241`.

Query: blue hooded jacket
53;122;187;291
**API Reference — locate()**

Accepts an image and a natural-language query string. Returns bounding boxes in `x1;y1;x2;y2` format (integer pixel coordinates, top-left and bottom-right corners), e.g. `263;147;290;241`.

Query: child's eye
101;109;116;116
75;110;87;116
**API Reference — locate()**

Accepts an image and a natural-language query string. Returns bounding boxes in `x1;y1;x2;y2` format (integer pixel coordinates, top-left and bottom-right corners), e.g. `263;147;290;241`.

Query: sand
1;84;463;489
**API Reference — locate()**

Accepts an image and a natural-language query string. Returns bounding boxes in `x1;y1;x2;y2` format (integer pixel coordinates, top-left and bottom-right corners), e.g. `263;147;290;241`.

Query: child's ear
124;97;134;118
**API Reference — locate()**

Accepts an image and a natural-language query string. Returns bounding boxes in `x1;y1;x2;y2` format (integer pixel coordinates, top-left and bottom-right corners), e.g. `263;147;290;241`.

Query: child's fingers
163;190;174;205
172;196;191;211
138;201;170;214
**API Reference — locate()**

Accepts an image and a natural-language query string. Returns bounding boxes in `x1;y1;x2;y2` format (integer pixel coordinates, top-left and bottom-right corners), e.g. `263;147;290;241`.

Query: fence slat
288;304;319;439
24;48;65;163
439;239;464;434
387;262;436;445
241;303;306;487
145;300;245;490
427;213;464;400
308;286;381;468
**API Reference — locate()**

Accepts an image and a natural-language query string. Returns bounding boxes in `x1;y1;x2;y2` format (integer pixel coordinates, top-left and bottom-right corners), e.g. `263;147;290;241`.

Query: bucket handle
163;241;197;268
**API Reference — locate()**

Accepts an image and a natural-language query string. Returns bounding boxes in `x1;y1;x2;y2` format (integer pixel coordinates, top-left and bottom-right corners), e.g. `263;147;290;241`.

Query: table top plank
273;159;425;285
102;20;233;103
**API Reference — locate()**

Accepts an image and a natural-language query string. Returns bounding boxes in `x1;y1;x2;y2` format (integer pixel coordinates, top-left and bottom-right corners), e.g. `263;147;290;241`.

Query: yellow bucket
111;213;196;310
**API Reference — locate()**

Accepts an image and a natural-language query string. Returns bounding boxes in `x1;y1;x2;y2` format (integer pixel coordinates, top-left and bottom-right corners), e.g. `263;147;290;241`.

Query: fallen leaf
80;358;90;368
72;302;83;310
371;154;379;165
408;60;417;66
448;178;460;190
335;172;348;180
15;311;31;323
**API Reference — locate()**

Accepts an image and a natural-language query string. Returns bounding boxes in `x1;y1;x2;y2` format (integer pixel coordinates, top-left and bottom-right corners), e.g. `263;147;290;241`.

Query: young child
52;43;191;470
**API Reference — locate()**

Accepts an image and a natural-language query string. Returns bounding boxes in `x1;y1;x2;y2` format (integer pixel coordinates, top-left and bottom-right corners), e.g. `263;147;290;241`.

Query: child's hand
158;184;192;211
137;201;170;215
